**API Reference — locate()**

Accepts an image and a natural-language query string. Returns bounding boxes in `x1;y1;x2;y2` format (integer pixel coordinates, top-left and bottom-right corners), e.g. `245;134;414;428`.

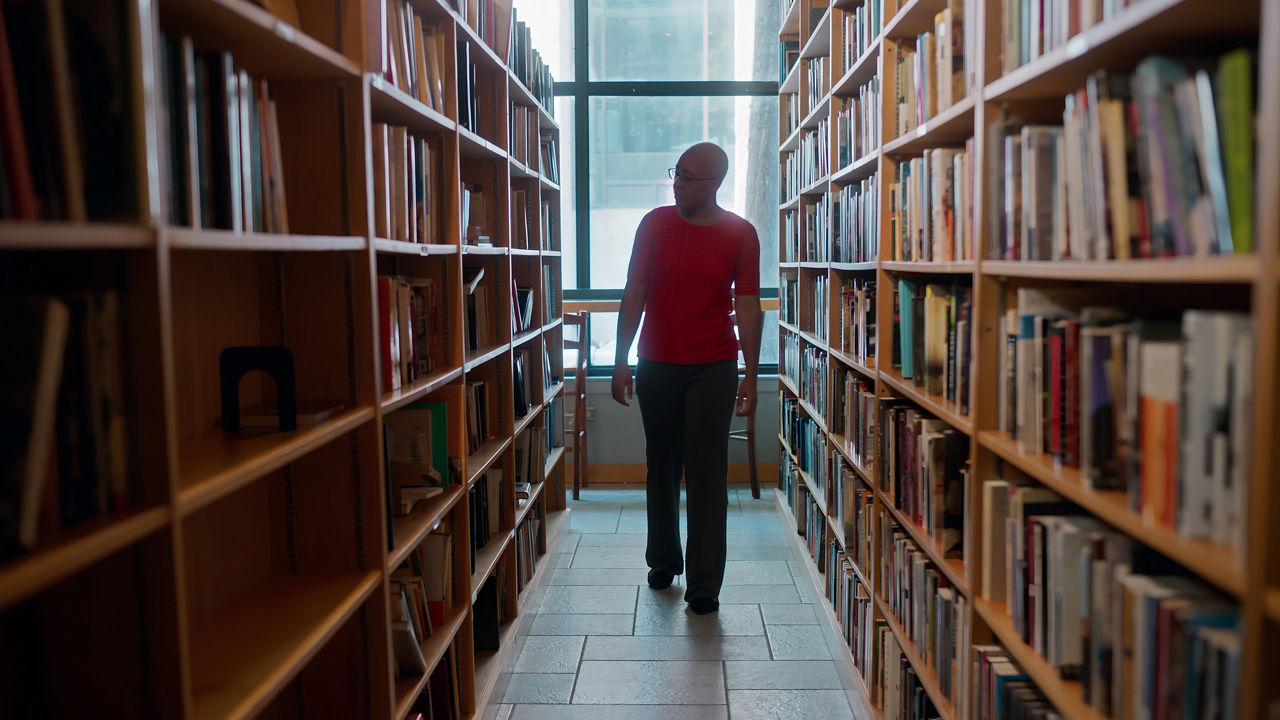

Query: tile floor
483;486;875;720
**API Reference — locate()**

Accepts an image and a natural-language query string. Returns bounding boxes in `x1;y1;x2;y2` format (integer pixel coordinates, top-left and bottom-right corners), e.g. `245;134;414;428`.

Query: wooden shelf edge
0;221;155;249
465;436;512;485
392;603;468;720
979;255;1260;283
973;597;1109;720
188;571;380;720
388;485;467;571
167;228;364;251
828;346;877;379
878;370;972;434
381;368;464;413
880;260;977;274
0;505;171;611
373;239;459;256
544;445;567;479
469;531;514;603
976;430;1248;597
877;491;970;597
463;343;509;372
368;73;455;132
176;407;375;517
873;593;958;720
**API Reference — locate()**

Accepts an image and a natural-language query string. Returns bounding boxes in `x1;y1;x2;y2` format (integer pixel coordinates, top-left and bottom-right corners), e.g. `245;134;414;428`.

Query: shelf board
877;490;969;597
466;436;512;485
188;571;380;720
0;505;170;611
800;8;833;59
799;260;828;270
796;325;829;351
514;480;546;528
880;260;976;274
463;343;509;373
381;367;464;413
507;72;540;109
878;369;972;434
977;430;1247;597
0;221;154;249
512;327;543;348
983;0;1260;103
544;445;567;479
540;249;562;258
830;260;878;272
374;239;459;256
973;598;1109;720
883;0;950;38
800;93;832;131
388;485;467;571
832;37;881;97
882;94;976;157
800;175;830;196
980;255;1259;283
831;149;881;185
828;346;877;380
780;195;801;211
167;228;365;251
510;157;539;179
543;317;565;333
470;531;513;602
458;126;506;161
873;593;957;720
176;407;375;516
779;261;800;269
543;380;567;406
392;602;468;720
798;396;829;434
781;126;802;152
460;244;507;256
160;0;360;79
539;175;562;192
368;74;454;134
514;407;538;437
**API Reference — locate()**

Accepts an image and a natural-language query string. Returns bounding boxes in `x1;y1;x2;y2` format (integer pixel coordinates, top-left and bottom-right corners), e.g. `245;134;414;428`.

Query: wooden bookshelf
778;0;1279;718
0;0;567;717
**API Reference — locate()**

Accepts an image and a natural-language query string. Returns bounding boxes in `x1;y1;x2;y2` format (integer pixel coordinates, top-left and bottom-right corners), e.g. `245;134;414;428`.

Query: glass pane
580;310;778;369
515;0;574;82
587;95;779;291
588;0;783;82
556;97;578;289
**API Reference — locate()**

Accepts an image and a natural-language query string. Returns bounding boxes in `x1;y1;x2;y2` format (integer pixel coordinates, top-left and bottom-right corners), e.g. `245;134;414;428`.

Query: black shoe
647;569;674;589
688;598;719;615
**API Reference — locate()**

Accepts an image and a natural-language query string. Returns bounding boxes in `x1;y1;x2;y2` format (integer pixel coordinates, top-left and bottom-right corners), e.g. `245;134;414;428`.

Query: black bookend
219;346;296;433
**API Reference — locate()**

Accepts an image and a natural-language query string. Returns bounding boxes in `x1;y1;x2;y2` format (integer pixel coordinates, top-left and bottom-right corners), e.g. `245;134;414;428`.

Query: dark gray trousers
635;358;738;601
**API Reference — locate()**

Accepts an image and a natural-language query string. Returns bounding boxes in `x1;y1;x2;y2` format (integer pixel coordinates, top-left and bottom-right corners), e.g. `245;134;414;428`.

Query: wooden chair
562;311;589;499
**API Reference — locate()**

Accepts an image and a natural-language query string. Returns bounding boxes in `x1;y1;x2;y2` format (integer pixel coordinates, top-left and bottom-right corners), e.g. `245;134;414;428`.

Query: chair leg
746;411;759;499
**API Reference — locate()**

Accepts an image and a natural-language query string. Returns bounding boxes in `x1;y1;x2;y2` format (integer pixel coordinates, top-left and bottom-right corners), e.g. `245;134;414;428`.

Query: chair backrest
562;311;589;387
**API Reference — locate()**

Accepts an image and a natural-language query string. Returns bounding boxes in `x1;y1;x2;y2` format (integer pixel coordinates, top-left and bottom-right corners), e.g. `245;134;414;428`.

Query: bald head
679;142;729;182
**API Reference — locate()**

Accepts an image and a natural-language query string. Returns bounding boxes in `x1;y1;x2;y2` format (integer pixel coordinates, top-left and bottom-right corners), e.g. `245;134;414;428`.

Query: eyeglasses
668;167;718;182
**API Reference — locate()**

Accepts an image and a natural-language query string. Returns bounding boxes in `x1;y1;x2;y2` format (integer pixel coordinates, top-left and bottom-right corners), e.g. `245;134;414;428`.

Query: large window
518;0;782;372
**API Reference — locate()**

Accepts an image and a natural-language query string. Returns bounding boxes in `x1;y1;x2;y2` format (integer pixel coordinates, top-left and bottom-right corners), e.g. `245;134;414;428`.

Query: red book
0;5;38;218
377;276;400;392
1063;320;1080;467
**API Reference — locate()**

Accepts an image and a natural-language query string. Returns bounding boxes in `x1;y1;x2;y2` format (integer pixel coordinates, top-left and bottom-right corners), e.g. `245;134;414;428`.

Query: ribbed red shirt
626;206;760;364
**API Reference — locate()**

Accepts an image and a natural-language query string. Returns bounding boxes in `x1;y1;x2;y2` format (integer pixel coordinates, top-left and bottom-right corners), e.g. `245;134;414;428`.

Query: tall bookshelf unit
0;0;566;718
776;0;1280;718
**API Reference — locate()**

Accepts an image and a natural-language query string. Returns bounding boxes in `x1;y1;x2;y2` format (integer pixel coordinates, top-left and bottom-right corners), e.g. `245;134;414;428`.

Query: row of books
383;0;450;116
159;37;287;233
893;280;973;416
988;51;1254;262
880;517;971;707
373;124;443;244
889;0;968;140
802;193;830;263
877;619;944;719
800;120;831;192
971;644;1055;720
890;142;976;262
460;182;490;245
838;0;881;71
384;402;452;521
1;292;131;559
542;397;564;458
513;500;543;592
456;41;483;136
833;452;875;575
879;402;968;559
780;39;801;85
509;8;555;112
780;273;798;325
783;149;801;204
389;525;455;677
799;481;829;567
464;379;493;456
828;542;875;674
1000;0;1144;74
462;266;494;352
836;276;876;364
467;467;502;574
781;211;800;264
455;0;512;61
832;369;876;472
980;478;1242;719
785;333;829;419
808;274;829;343
996;289;1252;550
833;174;879;264
835;78;880;170
1;0;138;221
806;55;830;115
378;275;444;393
509;104;538;169
783;91;801;139
779;388;824;487
539;136;561;185
407;641;463;720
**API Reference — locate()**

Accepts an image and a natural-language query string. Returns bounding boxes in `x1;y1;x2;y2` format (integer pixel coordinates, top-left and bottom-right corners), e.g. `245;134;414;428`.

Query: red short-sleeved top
626;205;760;364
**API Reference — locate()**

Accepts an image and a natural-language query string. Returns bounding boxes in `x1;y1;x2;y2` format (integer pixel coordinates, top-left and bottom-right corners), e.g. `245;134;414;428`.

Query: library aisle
482;486;873;720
